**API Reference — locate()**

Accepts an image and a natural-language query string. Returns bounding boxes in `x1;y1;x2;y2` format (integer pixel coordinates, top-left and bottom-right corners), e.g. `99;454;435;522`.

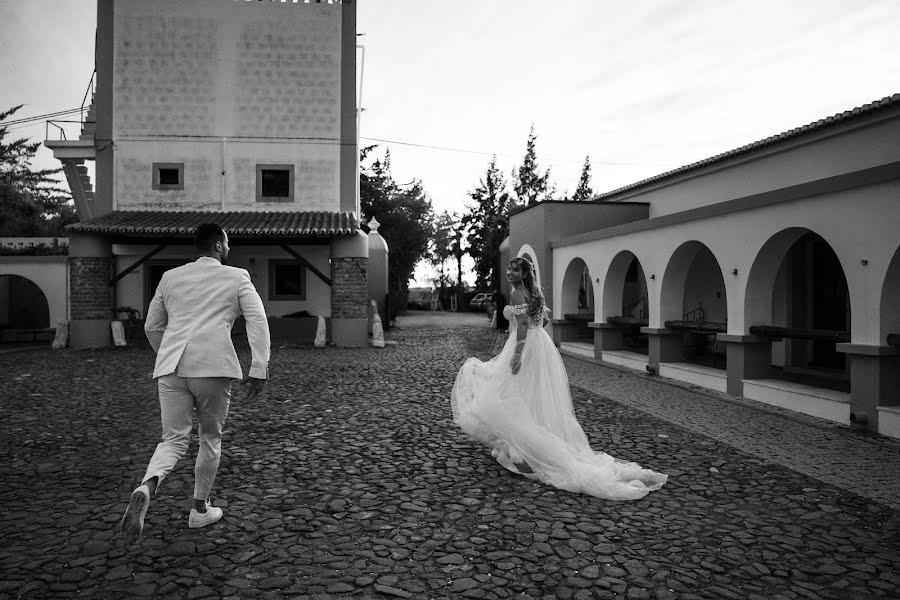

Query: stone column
717;334;774;396
330;230;369;347
550;318;580;347
836;343;900;433
68;232;113;348
590;322;623;360
366;218;388;331
642;327;683;373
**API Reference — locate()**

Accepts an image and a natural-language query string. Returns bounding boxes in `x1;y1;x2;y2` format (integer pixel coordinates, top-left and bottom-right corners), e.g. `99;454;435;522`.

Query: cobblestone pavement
1;311;898;600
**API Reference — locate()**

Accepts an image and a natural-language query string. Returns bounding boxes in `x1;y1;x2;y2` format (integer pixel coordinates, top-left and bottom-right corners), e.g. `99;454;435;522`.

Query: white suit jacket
144;257;270;380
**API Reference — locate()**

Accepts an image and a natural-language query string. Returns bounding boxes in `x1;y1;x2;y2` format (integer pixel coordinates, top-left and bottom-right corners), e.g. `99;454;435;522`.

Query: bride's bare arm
510;288;529;374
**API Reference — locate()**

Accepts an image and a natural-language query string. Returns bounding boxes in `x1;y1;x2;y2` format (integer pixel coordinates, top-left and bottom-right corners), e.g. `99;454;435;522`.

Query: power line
2;107;85;127
360;135;676;167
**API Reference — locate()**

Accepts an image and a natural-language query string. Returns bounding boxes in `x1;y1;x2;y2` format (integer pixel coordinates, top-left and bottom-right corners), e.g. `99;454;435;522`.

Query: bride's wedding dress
451;303;667;500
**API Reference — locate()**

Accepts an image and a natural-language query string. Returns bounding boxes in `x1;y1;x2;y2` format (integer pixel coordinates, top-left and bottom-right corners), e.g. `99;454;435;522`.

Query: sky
2;0;899;286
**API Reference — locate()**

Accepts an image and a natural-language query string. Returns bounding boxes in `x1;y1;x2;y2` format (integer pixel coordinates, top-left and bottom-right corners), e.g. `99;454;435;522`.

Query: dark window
256;164;294;202
269;259;306;300
152;163;184;190
261;169;290;197
158;168;180;186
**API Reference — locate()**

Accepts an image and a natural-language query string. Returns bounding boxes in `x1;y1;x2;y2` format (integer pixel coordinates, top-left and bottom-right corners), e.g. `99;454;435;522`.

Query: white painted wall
112;0;343;212
553;181;899;345
112;244;332;321
613;115;900;219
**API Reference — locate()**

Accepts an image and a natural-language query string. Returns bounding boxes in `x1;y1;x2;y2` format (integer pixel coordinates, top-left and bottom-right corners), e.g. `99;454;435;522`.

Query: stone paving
1;311;898;600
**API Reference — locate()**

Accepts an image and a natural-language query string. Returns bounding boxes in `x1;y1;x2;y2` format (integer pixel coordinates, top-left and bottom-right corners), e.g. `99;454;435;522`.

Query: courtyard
1;311;898;600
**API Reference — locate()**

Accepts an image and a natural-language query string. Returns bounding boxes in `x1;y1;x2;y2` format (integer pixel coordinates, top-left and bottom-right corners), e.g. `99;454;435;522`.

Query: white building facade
510;95;900;438
46;0;370;348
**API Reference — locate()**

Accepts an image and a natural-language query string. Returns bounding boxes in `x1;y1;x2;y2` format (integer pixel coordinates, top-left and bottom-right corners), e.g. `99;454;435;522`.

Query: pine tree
430;211;456;290
512;124;552;207
464;156;511;290
0;105;76;236
360;147;434;293
571;155;593;201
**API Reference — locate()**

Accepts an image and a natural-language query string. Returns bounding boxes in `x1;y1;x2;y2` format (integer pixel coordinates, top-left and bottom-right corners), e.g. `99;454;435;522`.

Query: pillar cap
835;343;899;356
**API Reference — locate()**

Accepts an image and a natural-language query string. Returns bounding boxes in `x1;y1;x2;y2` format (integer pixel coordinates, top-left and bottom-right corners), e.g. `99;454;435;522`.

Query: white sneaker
188;501;223;528
120;484;150;545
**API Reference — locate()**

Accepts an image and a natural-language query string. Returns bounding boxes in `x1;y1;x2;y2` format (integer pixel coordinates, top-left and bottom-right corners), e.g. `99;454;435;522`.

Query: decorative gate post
330;230;369;347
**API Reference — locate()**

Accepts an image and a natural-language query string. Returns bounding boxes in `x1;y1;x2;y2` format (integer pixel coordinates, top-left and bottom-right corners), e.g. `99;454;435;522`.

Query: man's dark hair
195;223;226;251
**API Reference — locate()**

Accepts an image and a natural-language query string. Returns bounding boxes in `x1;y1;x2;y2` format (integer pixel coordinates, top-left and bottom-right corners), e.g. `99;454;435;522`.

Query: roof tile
67;210;359;237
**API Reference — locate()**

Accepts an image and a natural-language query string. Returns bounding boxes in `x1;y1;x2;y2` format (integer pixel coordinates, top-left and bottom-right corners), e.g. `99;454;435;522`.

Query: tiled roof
595;93;900;200
67;210;359;237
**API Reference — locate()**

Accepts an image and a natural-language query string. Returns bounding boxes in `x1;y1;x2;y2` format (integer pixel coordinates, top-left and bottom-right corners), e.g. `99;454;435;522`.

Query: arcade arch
881;244;900;345
659;241;728;367
0;274;51;339
602;250;650;354
560;257;594;317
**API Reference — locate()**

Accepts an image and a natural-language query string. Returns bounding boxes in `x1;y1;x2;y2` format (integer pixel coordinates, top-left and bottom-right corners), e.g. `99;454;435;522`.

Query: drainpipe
221;137;227;210
356;43;365;219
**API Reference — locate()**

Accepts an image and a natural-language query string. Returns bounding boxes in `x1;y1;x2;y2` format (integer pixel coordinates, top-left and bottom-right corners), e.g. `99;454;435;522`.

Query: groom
120;223;271;544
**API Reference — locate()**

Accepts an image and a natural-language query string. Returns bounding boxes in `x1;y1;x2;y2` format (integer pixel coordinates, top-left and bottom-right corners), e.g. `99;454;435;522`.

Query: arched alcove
603;250;650;354
881;243;900;345
660;241;727;326
0;274;51;332
660;241;727;367
561;257;593;317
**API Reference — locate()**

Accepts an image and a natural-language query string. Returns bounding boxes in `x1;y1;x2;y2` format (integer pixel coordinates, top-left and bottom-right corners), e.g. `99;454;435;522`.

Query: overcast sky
2;0;899;284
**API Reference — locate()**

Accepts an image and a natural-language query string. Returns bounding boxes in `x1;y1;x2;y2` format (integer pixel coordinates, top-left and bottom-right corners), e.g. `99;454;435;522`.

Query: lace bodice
503;303;545;329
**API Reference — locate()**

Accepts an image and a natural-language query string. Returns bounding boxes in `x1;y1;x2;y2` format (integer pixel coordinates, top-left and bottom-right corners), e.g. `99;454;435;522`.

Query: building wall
114;140;339;211
604;112;900;219
110;0;345;211
112;244;333;321
551;180;899;345
510;202;649;308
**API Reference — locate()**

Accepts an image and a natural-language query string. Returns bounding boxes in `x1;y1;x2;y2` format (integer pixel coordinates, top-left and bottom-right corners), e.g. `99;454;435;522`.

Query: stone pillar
836;343;900;433
718;334;774;396
367;218;388;330
642;327;683;372
550;318;580;347
330;230;369;347
590;322;623;360
68;232;113;348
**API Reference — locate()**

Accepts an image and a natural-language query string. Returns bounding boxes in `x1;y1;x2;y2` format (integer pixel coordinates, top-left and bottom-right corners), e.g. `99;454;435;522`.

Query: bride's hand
510;355;522;374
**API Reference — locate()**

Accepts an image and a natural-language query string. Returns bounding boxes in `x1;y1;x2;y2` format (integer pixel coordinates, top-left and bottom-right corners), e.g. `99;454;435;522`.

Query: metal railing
45;69;95;141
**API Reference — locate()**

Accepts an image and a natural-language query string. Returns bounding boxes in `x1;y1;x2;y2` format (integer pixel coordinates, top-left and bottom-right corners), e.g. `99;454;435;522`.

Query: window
152;163;184;190
268;259;306;300
256;164;294;202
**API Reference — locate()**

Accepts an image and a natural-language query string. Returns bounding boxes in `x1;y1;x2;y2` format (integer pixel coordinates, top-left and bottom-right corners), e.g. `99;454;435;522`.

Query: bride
451;257;667;500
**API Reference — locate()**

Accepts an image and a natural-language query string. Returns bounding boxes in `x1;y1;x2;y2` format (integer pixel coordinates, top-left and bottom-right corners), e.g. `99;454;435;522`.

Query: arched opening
881;244;900;347
746;229;851;391
773;231;850;388
0;274;51;345
561;257;593;343
602;251;649;355
660;241;727;369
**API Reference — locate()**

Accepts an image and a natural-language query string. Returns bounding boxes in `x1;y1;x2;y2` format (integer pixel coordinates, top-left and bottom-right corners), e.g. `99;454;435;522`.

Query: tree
465;156;511;291
360;147;434;292
571;155;593;201
512;124;552;207
430;211;456;290
0;105;77;236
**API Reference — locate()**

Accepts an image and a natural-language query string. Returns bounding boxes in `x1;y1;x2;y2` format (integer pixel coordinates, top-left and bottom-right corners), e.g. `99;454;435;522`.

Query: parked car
468;292;491;311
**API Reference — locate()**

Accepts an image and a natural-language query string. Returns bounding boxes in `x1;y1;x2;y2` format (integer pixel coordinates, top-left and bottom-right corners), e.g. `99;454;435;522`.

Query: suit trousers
143;375;232;500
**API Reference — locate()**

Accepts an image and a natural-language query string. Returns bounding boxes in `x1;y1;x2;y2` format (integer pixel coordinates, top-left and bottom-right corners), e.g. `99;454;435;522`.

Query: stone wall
70;257;113;320
331;257;367;319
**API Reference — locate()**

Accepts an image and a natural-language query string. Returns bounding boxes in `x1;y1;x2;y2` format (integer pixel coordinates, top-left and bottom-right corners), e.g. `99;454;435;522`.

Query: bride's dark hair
510;257;545;321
